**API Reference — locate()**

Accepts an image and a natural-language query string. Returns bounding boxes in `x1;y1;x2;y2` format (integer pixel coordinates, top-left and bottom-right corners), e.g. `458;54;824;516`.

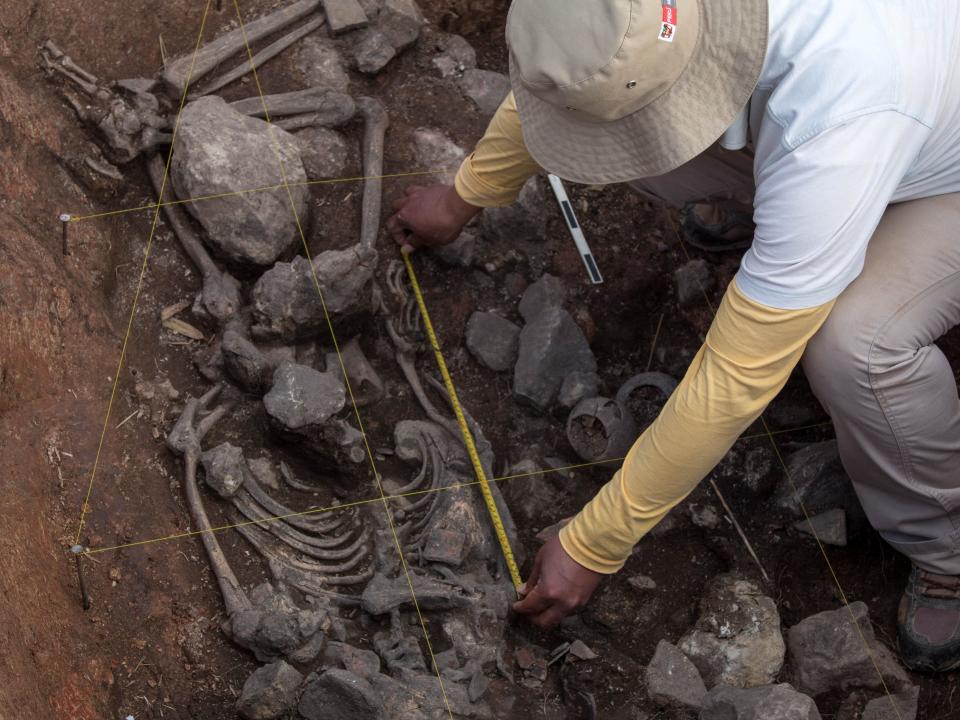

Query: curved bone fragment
238;523;372;581
232;495;364;553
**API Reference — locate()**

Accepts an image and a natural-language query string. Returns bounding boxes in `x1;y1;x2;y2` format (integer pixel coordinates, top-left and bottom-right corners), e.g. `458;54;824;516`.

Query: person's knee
802;306;871;407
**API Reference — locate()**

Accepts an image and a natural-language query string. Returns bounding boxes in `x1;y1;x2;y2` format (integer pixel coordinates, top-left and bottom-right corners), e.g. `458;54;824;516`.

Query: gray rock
200;443;251;498
321;0;369;34
433;33;477;77
369;670;493;719
263;362;346;430
460;68;511;115
773;441;869;531
741;446;778;495
678;575;785;688
228;583;329;663
354;28;396;74
298;669;382;720
557;370;600;409
356;0;384;15
514;307;597;411
481;176;547;246
260;364;363;465
412;127;466;184
793;509;847;546
172;96;308;267
374;632;427;673
787;602;910;698
861;687;919;720
674;258;714;307
644;640;707;710
236;660;303;720
465;311;521;372
375;0;424;51
518;273;566;323
431;227;478;267
295;127;351;180
250;246;376;342
295;36;351;92
361;572;466;615
701;684;822;720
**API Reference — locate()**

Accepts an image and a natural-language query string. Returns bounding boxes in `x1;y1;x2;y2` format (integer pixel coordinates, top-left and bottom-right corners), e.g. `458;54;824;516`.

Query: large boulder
298;668;383;720
678;575;786;688
701;683;821;720
787;602;910;698
514;306;596;411
236;660;303;720
263;362;365;466
172;96;309;268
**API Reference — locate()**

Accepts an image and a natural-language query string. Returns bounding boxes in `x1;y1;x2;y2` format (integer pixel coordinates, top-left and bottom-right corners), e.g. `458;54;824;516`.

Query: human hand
512;533;603;628
386;184;481;253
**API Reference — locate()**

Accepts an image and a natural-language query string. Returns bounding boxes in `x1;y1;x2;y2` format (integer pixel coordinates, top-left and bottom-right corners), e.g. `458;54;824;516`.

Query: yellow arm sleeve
559;280;835;573
454;92;541;208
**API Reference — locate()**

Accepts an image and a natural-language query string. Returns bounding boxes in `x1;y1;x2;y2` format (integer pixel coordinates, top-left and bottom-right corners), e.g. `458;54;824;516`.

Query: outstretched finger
404;184;426;196
512;586;552;617
391;194;411;212
386;215;411;246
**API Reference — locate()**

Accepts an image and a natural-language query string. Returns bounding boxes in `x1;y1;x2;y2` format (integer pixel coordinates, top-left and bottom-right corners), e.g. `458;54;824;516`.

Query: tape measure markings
401;252;524;592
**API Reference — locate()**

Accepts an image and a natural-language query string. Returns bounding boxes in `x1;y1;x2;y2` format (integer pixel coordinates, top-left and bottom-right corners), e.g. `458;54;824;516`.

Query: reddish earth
2;1;960;719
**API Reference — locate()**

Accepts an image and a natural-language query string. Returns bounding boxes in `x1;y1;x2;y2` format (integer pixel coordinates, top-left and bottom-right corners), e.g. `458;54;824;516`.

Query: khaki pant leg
628;144;755;208
802;193;960;574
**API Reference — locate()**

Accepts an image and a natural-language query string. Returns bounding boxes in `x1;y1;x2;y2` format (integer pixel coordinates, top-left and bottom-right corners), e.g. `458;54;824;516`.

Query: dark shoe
897;564;960;672
681;201;755;252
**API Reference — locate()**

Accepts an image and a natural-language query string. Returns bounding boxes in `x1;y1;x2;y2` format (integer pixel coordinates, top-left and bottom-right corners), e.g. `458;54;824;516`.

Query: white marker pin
547;174;603;285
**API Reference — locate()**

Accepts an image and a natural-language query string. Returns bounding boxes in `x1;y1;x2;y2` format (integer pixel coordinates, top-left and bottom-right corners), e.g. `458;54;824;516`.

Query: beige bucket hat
507;0;768;184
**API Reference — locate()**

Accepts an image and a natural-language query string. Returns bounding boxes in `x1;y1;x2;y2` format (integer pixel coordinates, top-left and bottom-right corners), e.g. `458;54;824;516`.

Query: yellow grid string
227;2;453;714
73;0;216;546
67;169;446;223
667;211;904;720
83;457;623;556
76;413;833;557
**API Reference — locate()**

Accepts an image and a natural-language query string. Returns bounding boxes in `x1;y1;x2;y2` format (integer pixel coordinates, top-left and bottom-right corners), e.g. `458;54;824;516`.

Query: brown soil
2;1;960;719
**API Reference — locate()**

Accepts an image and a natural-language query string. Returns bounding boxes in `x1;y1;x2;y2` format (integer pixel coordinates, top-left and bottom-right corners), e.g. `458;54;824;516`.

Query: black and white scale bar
547;173;603;285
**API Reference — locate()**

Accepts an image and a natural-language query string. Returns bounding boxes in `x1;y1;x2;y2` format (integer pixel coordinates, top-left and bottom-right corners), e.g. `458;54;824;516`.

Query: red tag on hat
659;0;677;42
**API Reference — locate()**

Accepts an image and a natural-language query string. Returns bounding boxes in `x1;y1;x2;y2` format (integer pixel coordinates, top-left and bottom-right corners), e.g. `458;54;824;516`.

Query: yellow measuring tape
401;251;524;593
